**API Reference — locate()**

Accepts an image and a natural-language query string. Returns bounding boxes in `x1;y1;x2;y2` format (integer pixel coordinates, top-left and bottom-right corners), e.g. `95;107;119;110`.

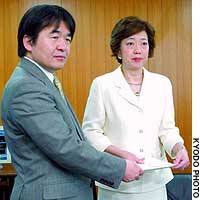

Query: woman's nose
133;43;142;54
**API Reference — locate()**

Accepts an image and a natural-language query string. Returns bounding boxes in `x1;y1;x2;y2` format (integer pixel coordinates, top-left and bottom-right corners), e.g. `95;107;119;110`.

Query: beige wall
0;0;192;173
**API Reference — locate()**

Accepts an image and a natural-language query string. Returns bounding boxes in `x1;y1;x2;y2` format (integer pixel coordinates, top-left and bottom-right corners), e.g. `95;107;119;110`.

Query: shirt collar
24;56;54;83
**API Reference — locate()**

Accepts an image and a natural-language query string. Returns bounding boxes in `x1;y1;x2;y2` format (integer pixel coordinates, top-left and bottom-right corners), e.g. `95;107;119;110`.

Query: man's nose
57;38;69;51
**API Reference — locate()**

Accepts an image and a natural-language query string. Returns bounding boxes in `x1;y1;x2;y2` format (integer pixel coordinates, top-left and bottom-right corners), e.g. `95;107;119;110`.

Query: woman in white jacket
82;16;189;200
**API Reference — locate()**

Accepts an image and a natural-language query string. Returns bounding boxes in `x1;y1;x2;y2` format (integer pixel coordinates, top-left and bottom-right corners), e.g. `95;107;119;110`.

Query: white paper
138;157;174;171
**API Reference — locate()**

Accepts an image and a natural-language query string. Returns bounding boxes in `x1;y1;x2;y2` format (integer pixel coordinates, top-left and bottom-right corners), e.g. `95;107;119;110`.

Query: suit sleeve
8;81;126;189
82;78;112;151
158;78;184;158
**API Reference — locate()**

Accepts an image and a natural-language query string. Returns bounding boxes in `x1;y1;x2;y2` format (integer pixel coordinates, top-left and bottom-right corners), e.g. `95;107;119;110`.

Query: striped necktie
53;76;65;100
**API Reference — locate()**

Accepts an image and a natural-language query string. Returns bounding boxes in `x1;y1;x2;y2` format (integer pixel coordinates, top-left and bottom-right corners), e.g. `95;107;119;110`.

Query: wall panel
104;0;120;72
4;0;19;83
61;0;78;109
0;0;192;173
148;0;192;173
72;0;92;118
175;0;192;167
0;0;4;95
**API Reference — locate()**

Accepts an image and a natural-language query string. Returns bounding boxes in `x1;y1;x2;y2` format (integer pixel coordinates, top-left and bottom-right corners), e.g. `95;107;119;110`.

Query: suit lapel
19;58;84;140
63;96;85;140
112;67;141;109
19;58;51;86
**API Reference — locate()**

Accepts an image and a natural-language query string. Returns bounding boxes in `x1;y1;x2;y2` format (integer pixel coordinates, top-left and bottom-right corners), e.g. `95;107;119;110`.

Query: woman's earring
117;55;122;60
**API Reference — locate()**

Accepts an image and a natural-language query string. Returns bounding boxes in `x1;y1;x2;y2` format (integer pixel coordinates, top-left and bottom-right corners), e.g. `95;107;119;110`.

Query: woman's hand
105;145;144;164
120;150;144;164
172;143;190;170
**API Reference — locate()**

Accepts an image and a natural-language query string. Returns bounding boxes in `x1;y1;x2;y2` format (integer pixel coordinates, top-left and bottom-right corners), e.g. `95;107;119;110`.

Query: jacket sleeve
6;80;126;189
158;78;184;158
82;78;112;151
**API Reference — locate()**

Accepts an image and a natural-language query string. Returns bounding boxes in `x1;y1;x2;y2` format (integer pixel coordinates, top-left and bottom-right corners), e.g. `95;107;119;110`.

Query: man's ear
23;35;33;52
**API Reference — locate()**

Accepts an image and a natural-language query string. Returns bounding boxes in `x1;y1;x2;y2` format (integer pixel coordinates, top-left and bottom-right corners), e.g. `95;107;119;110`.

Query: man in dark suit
1;5;143;200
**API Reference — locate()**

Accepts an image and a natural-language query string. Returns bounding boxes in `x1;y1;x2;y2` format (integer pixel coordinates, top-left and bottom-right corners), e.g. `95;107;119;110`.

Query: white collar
24;56;54;83
112;66;148;88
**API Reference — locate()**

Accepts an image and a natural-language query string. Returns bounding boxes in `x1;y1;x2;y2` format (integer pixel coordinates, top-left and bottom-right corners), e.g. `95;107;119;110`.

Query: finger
173;156;190;168
135;157;145;164
136;159;144;164
173;160;180;167
173;160;188;169
173;162;183;169
139;169;144;176
172;159;183;168
173;156;182;165
123;178;130;182
134;175;140;180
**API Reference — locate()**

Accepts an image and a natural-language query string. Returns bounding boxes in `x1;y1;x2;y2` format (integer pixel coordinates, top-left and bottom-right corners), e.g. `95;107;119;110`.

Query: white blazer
82;66;184;193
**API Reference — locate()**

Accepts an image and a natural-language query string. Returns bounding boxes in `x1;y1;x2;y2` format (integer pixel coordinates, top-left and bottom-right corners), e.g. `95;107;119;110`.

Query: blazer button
139;129;143;134
139;109;143;113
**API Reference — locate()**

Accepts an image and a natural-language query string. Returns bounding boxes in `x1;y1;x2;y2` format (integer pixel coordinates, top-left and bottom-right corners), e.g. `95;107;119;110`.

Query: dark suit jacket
1;58;126;200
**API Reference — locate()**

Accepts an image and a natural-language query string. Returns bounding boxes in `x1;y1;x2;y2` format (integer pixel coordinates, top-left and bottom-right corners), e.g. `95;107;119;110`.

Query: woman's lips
132;58;143;62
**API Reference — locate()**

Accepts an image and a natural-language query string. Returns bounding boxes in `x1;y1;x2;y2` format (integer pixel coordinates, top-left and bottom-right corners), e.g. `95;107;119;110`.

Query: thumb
173;154;181;165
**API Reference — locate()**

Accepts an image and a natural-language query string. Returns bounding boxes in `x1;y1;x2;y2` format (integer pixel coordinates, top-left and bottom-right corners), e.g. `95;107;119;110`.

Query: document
138;157;174;171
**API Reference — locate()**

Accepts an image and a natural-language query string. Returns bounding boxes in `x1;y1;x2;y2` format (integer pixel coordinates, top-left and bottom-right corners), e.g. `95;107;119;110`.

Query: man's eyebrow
66;32;71;37
50;29;71;38
50;29;60;34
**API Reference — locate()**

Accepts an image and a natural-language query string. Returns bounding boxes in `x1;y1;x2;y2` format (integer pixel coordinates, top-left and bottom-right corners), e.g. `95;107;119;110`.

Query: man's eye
66;38;71;43
142;42;148;45
51;36;59;40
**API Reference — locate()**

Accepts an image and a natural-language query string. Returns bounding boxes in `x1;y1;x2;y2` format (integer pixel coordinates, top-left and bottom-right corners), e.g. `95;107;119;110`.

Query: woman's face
119;31;149;70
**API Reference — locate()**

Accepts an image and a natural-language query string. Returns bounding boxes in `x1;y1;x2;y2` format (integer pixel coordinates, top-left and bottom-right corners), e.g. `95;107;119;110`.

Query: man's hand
105;145;144;181
123;160;144;182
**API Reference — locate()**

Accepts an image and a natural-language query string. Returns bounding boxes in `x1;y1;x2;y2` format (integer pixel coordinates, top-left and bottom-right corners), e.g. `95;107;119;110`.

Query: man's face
25;21;72;72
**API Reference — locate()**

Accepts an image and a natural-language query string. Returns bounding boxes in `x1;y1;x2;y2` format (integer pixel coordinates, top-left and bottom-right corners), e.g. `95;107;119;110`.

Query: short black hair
110;16;155;64
18;4;76;57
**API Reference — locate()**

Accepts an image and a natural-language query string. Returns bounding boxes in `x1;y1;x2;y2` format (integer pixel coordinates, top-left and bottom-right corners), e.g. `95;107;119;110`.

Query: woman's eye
127;42;134;46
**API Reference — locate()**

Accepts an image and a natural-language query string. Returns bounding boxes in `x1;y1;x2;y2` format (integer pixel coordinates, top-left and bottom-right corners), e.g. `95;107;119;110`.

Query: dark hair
110;16;155;64
18;4;76;57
